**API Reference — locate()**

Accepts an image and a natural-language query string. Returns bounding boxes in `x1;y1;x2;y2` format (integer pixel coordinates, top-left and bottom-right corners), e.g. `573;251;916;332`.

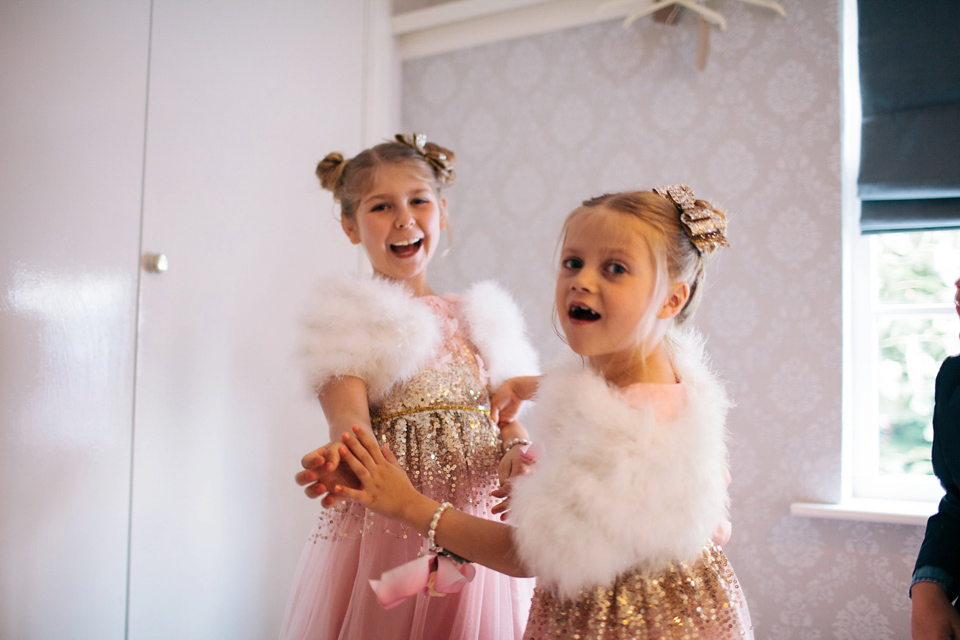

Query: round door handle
143;253;169;273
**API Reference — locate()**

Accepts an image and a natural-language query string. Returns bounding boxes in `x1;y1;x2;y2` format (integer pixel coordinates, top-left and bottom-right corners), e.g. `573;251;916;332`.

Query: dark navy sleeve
913;356;960;601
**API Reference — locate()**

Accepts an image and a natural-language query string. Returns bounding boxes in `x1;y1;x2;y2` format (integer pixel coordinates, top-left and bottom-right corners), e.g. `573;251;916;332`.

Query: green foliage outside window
874;230;960;476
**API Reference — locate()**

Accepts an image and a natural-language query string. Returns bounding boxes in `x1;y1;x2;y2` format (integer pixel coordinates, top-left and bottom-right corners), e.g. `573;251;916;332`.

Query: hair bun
422;141;454;161
394;133;457;186
316;152;347;200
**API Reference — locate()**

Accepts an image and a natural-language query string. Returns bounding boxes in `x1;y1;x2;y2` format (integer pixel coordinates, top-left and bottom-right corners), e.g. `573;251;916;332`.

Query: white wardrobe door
127;2;365;638
0;2;151;638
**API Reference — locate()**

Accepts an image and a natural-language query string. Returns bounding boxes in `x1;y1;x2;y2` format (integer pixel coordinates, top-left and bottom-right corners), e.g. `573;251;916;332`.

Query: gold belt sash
371;404;490;425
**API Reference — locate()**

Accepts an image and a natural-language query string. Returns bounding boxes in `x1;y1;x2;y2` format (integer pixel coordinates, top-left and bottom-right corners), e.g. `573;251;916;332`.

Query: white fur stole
300;275;537;401
509;329;731;599
459;280;539;388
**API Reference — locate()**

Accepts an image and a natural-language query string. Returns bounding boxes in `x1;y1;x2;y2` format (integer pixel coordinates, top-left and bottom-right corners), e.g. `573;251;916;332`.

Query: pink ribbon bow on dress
369;552;476;610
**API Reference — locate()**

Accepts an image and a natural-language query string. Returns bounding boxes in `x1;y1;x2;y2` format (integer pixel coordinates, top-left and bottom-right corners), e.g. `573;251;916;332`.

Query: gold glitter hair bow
653;184;729;255
395;133;456;186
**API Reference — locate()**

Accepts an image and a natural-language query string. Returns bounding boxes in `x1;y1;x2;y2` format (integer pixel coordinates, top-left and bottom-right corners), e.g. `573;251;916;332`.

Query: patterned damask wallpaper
401;0;923;637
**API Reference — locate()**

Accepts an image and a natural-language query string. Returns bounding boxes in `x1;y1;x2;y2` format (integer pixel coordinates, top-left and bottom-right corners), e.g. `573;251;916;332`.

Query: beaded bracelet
428;502;453;552
502;437;531;453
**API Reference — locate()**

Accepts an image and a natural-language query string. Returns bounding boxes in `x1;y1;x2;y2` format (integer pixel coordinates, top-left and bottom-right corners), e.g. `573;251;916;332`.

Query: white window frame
841;0;946;506
846;233;949;503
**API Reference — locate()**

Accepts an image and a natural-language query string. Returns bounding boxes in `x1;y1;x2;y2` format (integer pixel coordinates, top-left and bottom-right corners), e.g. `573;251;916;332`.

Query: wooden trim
391;0;557;35
393;0;638;60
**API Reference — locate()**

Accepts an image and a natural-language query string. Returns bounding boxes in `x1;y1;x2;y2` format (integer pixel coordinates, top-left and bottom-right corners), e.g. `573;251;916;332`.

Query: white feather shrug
509;329;731;599
299;274;539;400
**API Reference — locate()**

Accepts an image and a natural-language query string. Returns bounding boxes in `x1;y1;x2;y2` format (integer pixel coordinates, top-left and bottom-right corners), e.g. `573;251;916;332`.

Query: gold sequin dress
281;286;535;640
523;544;752;639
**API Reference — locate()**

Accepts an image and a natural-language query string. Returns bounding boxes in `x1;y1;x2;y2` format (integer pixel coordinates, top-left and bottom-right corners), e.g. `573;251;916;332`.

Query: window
843;0;960;505
848;230;959;502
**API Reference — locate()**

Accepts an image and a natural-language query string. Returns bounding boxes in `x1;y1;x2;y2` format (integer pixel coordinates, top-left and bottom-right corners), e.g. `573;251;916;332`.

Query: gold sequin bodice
369;295;501;506
312;295;502;544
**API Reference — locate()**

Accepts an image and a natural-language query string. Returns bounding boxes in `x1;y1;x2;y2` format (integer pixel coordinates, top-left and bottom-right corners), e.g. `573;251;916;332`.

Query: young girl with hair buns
280;134;538;640
322;186;754;639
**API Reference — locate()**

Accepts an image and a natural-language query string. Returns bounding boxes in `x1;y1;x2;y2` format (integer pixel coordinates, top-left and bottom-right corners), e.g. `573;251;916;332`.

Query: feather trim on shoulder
299;274;441;401
509;328;730;599
460;280;539;387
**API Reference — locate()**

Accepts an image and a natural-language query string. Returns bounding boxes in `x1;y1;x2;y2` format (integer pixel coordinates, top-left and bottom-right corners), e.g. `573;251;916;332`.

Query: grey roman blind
857;0;960;233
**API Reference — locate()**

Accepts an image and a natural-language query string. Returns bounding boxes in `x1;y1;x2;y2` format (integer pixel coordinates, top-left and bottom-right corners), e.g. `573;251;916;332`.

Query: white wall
0;1;393;638
0;3;150;637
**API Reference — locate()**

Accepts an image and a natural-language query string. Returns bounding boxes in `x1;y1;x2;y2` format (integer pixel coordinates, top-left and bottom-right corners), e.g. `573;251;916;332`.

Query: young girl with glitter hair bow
280;134;538;640
322;185;754;639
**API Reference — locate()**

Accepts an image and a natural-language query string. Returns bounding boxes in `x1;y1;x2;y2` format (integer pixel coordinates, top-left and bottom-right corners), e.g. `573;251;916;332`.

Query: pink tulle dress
280;295;534;640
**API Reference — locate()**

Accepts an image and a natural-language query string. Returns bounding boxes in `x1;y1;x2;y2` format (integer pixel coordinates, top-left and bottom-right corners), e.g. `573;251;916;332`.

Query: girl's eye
562;257;582;270
370;203;389;212
605;263;627;275
411;197;429;205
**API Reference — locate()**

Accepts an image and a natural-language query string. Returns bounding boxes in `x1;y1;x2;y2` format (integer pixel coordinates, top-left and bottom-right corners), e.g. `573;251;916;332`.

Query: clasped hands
295;376;539;513
294;425;532;516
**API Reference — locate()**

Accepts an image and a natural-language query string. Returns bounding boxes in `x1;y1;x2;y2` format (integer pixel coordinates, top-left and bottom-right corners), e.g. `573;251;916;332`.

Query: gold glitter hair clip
395;133;456;186
653;184;729;255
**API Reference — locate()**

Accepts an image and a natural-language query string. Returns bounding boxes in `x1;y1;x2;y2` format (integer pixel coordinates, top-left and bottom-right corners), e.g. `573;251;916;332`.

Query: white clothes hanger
601;0;786;32
605;0;727;30
600;0;786;69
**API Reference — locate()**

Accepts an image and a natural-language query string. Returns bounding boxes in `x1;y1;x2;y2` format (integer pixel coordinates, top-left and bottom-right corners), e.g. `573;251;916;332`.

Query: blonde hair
573;190;721;324
315;137;456;221
555;190;724;362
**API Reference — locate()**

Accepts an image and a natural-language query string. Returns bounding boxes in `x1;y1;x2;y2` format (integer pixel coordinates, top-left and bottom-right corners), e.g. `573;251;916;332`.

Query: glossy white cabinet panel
126;2;366;638
0;2;151;638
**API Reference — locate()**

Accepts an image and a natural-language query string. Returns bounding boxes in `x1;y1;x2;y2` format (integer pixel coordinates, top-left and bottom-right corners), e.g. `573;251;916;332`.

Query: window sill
790;499;938;526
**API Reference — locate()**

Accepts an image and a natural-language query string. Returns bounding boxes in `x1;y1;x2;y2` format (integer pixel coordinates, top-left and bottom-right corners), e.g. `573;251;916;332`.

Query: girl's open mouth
568;302;600;322
390;238;422;258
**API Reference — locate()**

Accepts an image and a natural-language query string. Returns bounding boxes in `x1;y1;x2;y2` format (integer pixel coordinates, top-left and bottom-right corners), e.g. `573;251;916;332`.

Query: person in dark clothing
912;276;960;640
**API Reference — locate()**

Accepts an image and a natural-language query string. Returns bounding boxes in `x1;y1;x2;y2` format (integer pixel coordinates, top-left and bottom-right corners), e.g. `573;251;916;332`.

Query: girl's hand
295;441;360;506
497;441;534;486
711;519;732;547
328;426;420;522
708;467;733;546
490;376;540;426
491;482;514;522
